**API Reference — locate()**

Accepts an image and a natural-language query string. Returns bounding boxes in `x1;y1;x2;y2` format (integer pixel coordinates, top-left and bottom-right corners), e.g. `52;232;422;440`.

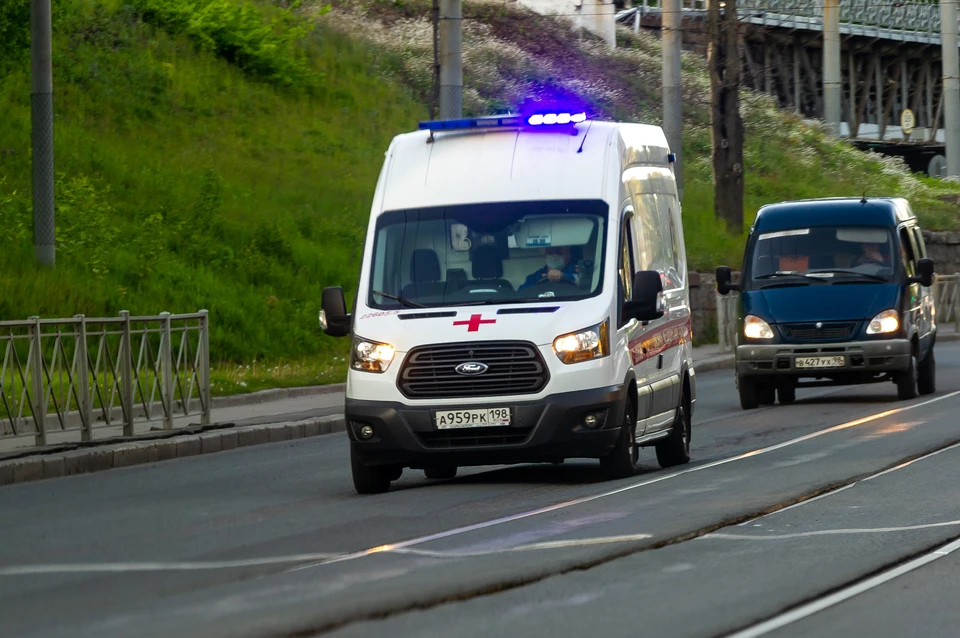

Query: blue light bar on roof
418;112;589;132
418;115;524;131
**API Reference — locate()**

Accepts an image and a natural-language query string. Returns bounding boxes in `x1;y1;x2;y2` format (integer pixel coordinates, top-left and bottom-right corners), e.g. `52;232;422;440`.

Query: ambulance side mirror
320;287;352;338
624;270;665;322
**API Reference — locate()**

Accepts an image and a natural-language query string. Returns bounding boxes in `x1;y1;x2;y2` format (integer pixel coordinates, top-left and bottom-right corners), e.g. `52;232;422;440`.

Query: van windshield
750;225;897;285
367;200;608;309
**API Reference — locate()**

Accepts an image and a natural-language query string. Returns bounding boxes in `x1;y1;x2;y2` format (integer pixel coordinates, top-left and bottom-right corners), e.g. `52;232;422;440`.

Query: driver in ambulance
518;245;579;290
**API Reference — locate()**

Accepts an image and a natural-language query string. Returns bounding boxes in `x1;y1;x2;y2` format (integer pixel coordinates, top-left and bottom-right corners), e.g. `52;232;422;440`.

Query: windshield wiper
808;269;888;283
754;271;828;283
372;290;425;309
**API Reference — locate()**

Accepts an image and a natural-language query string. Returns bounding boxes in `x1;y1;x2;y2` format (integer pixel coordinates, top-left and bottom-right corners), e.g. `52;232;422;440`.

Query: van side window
898;227;917;277
618;208;635;328
911;227;927;259
657;194;685;290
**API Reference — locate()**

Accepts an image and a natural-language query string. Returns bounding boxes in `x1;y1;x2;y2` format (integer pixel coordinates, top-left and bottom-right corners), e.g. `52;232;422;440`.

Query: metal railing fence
0;311;210;447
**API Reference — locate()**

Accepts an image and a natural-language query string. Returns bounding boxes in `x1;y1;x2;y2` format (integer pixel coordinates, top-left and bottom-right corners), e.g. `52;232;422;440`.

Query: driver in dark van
519;245;580;290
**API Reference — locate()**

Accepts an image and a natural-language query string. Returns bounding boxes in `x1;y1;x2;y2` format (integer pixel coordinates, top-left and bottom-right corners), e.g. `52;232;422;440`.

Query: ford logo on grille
455;362;488;376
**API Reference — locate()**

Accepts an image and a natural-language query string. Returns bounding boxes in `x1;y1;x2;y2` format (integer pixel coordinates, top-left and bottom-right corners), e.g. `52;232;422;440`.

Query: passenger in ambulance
518;245;580;290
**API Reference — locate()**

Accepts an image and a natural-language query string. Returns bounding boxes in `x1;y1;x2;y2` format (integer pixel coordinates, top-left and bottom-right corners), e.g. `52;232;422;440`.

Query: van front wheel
600;400;638;479
918;348;936;396
896;350;919;401
738;375;760;410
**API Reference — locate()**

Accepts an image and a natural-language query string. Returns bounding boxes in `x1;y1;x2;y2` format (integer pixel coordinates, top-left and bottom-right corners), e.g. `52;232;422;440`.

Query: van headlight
744;315;774;339
351;336;396;373
866;309;900;335
553;320;609;364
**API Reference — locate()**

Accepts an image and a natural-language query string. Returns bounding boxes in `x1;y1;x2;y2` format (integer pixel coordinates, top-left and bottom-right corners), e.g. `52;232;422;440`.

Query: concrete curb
0;415;346;489
694;356;736;373
211;383;346;409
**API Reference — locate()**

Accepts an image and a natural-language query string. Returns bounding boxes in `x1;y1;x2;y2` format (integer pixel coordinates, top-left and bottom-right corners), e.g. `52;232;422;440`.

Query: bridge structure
616;0;957;177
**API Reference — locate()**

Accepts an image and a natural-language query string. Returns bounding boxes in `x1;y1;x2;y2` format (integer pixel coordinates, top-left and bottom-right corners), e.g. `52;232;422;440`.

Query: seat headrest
472;245;503;279
410;249;441;282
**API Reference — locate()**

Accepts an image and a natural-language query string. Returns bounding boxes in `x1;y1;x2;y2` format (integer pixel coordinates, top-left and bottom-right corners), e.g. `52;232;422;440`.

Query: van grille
781;321;858;342
398;341;548;399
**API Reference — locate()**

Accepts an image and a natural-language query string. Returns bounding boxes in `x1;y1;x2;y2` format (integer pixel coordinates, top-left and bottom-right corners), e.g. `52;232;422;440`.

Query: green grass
0;0;426;376
1;0;958;385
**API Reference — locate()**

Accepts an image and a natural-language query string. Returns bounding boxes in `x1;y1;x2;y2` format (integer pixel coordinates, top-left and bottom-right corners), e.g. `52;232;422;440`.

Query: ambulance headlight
351;337;396;373
553;320;609;364
866;309;900;335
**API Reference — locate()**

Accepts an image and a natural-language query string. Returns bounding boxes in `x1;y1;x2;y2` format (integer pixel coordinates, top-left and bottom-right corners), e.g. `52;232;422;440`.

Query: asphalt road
3;343;960;638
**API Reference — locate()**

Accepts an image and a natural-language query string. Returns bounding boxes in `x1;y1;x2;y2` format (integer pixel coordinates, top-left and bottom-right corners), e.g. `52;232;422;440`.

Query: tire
896;349;919;401
424;466;457;480
778;384;796;405
350;444;392;495
600;399;639;479
738;375;760;410
758;385;776;406
918;347;936;396
656;388;691;468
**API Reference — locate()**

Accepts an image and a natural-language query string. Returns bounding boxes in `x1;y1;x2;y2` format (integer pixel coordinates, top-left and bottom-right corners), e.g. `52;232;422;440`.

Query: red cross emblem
453;314;496;332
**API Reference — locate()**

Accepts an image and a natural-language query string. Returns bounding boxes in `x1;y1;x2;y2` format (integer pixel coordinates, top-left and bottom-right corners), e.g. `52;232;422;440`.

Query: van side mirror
911;258;935;288
320;286;352;338
716;266;739;295
623;270;665;322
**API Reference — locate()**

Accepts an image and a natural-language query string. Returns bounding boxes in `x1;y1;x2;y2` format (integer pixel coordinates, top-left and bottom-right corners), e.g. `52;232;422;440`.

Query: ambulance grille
398;341;548;399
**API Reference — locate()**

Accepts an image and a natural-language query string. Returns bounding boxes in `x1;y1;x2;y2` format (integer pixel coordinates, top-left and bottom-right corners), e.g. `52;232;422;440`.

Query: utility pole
31;0;55;267
823;0;842;137
662;0;683;199
942;0;960;177
707;0;744;234
438;0;462;119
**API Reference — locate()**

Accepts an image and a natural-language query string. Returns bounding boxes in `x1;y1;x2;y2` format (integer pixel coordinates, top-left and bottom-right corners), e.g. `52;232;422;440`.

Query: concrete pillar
439;0;462;119
823;0;842;136
662;0;683;198
942;0;960;177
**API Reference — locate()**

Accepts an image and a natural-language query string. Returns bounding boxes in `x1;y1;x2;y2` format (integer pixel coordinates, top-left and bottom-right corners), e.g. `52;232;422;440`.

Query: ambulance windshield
367;200;608;309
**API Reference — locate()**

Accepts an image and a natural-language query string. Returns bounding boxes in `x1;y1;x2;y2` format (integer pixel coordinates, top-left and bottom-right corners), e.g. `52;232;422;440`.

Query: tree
707;0;744;234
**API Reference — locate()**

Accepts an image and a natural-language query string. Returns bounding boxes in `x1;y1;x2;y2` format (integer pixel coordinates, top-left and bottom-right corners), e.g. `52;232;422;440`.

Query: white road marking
0;553;346;576
706;519;960;541
0;534;655;576
724;536;960;638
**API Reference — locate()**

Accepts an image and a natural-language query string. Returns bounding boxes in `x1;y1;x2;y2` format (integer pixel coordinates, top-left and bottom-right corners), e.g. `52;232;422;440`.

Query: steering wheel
536;275;579;287
855;256;885;267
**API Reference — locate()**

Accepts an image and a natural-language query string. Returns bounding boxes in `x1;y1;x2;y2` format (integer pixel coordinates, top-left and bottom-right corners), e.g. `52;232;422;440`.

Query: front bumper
736;338;911;377
346;385;627;468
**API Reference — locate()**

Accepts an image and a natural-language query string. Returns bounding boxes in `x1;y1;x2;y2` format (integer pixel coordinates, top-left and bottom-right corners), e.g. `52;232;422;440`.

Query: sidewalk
3;328;956;486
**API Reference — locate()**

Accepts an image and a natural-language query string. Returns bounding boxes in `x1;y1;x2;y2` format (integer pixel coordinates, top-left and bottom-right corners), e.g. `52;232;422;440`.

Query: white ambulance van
320;111;696;494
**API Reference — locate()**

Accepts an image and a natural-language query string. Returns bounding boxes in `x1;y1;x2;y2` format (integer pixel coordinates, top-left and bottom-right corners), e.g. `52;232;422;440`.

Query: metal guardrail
0;311;210;447
716;274;960;353
617;0;953;44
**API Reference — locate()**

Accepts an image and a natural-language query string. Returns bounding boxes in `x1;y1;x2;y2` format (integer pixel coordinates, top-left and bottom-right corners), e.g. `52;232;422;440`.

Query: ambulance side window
618;207;636;328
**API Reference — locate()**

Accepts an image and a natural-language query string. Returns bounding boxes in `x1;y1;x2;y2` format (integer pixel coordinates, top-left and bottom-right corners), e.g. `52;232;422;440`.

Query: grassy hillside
1;0;957;392
0;0;425;391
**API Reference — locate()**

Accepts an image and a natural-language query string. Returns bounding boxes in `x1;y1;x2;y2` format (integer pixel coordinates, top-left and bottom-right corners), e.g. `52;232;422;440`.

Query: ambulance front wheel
350;444;396;495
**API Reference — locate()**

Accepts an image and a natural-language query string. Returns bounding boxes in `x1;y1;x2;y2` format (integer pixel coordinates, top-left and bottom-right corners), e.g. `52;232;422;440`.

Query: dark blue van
715;197;936;410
